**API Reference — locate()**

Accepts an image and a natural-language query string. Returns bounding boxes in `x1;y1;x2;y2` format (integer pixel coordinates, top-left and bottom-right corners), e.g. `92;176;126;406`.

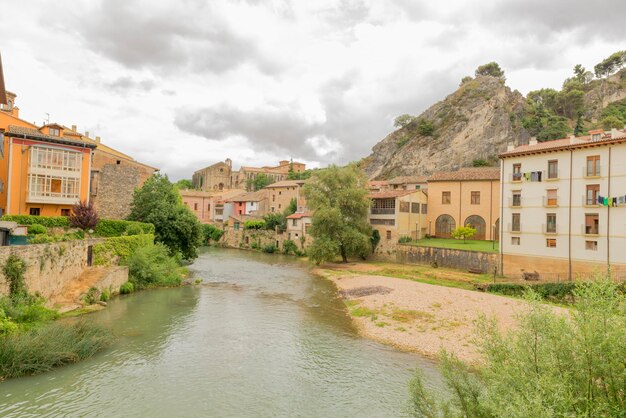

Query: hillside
362;55;626;180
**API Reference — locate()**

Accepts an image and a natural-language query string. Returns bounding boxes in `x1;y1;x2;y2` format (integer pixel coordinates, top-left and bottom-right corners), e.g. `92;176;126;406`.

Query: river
0;248;441;417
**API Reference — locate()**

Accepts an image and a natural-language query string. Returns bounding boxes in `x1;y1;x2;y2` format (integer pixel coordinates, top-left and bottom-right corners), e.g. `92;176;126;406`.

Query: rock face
362;76;529;179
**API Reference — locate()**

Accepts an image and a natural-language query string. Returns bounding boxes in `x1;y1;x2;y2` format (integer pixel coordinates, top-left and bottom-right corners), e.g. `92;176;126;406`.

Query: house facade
285;211;312;248
227;190;268;217
500;131;626;279
264;180;306;213
368;189;428;251
426;167;500;240
180;188;243;224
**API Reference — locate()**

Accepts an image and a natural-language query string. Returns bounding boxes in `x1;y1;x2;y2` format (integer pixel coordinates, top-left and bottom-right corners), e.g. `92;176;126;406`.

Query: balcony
542;224;558;234
582;225;599;236
511;173;522;182
543;196;559;207
508;197;522;207
27;174;80;205
27;190;79;205
371;208;395;215
508;223;522;233
582;195;600;207
583;165;601;178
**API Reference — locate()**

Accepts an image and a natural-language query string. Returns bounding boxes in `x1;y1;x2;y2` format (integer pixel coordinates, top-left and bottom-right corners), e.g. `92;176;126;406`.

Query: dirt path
320;272;566;364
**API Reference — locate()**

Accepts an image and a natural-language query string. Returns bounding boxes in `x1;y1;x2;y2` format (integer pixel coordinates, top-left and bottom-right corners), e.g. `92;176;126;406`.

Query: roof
227;190;267;203
368;190;418;199
500;130;626;158
286;211;313;219
6;125;97;149
263;180;301;188
179;189;215;198
0;221;17;231
388;175;430;185
428;167;500;182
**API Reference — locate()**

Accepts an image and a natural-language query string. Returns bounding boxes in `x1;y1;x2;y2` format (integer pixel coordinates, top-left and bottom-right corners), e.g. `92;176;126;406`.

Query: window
471;191;480;205
585;240;598;251
442;191;451;204
585;214;599;235
586;184;600;205
546;189;558;206
511;213;520;232
29;208;41;216
386;230;392;240
116;160;121;165
234;222;240;231
370;219;395;226
411;203;420;213
512;191;521;207
271;207;275;212
194;203;198;210
49;127;60;136
546;213;557;234
399;202;409;213
512;163;522;181
547;160;558;179
511;237;520;246
586;155;600;177
292;219;297;226
29;146;81;172
208;204;211;211
273;195;275;202
371;199;395;214
278;204;281;209
546;238;557;248
61;208;70;216
421;204;427;214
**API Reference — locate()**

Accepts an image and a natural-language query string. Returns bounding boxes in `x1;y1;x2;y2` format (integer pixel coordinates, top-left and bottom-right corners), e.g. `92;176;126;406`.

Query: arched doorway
464;215;486;240
494;218;500;241
435;215;456;238
218;183;224;191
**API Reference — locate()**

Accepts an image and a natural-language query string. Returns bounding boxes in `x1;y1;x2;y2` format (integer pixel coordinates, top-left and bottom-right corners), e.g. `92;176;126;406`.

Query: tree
472;159;490;167
475;62;505;79
263;212;286;231
594;50;626;78
248;173;273;191
574;113;585;135
601;115;623;130
451;225;476;243
285;198;297;216
175;179;193;190
69;200;99;230
394;114;416;129
409;279;626;417
303;164;372;263
459;76;473;85
128;174;202;260
370;230;381;253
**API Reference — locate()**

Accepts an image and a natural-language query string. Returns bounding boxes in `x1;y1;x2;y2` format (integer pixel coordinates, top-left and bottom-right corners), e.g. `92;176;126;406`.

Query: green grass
411;238;499;253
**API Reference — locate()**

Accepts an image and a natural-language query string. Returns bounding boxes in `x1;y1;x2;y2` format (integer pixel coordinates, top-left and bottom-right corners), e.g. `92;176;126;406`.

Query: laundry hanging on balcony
522;171;542;182
596;195;626;206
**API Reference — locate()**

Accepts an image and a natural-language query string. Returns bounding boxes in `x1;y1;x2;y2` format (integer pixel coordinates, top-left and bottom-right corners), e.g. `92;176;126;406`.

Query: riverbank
315;262;566;363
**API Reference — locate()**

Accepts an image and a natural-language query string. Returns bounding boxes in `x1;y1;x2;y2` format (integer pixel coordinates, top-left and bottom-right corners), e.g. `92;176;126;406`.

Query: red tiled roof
286;211;313;219
368;190;417;199
387;175;430;185
226;190;267;203
263;180;302;188
428;167;500;182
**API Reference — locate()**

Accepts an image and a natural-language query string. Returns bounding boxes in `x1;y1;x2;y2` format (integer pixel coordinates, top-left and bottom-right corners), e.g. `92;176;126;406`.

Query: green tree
451;225;476;243
370;229;381;253
460;76;473;85
594;50;626;78
416;118;435;136
284;198;297;216
175;179;193;189
263;212;286;230
409;279;626;417
472;159;490;167
128;174;202;260
601;115;623;130
574;112;585;135
475;62;505;79
394;114;416;129
287;169;313;180
303;164;372;263
248;173;273;191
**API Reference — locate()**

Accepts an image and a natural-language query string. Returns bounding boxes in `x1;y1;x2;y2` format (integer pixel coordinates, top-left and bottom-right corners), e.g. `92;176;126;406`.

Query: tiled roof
286;211;313;219
428;167;500;182
500;130;626;158
388;175;430;185
263;180;302;188
227;190;267;202
368;190;417;199
6;125;97;148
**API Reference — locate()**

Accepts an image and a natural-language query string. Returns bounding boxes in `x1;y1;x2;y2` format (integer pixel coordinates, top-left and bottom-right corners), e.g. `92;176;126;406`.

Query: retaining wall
396;244;499;274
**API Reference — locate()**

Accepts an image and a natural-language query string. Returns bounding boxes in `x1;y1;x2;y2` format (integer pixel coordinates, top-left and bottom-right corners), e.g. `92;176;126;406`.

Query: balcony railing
27;191;79;205
371;208;395;215
582;224;599;235
583;165;601;178
508;223;522;233
542;224;558;234
543;196;559;207
582;195;600;206
508;197;522;207
511;173;522;182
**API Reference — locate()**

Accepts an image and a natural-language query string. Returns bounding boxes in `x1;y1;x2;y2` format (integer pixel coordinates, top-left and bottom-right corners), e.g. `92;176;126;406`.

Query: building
500;131;626;279
387;175;429;191
285;211;313;248
180;188;243;224
426;167;500;240
368;189;428;251
227;190;268;217
264;180;306;213
192;159;306;192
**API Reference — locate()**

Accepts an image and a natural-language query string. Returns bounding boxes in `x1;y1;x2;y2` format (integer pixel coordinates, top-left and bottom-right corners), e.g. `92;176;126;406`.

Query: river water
0;248;441;417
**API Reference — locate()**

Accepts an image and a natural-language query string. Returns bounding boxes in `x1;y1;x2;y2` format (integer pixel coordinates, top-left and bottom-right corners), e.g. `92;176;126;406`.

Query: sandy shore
318;269;564;364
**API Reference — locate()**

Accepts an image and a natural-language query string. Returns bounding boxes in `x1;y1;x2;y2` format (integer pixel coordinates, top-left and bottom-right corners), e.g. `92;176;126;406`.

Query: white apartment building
500;129;626;280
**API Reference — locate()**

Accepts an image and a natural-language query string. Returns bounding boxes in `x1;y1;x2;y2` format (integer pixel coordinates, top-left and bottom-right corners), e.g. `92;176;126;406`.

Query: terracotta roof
428;167;500;182
286;211;313;219
388;175;430;185
368;190;418;199
6;125;97;149
179;189;215;198
368;180;389;187
227;190;267;202
500;130;626;158
263;180;302;188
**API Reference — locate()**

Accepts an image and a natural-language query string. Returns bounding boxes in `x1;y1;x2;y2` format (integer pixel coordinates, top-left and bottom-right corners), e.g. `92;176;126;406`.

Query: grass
410;238;499;253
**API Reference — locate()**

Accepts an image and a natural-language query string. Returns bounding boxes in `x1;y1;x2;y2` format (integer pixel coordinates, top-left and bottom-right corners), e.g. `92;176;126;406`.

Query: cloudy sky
2;0;624;180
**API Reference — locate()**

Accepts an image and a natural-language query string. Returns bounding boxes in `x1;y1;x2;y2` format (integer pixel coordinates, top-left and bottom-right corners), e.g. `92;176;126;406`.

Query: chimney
569;135;576;144
529;137;538;146
611;128;619;139
506;144;515;152
72;125;77;132
95;136;101;143
85;131;89;138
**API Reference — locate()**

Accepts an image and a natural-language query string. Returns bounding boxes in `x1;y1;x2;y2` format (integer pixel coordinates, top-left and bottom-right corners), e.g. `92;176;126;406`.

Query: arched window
494;218;500;242
464;215;486;240
218;183;224;191
435;215;456;238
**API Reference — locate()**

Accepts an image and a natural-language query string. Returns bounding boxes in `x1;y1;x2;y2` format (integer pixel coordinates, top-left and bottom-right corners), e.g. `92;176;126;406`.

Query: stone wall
221;227;288;251
0;239;105;299
91;164;140;219
396;244;499;274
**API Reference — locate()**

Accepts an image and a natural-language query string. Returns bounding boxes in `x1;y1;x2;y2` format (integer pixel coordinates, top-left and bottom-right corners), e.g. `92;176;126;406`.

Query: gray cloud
103;76;156;94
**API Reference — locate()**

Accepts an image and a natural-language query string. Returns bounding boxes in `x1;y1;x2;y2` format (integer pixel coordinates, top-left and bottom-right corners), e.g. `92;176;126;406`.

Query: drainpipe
458;181;462;227
6;137;13;215
489;180;493;240
499;159;504;275
18;143;24;215
568;149;573;281
607;147;611;270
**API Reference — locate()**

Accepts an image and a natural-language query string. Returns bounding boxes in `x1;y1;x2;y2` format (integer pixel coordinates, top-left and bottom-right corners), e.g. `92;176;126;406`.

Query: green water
0;248;441;417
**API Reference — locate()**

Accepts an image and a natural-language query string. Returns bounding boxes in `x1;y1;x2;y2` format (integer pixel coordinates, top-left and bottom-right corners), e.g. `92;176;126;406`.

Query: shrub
99;289;110;302
94;219;155;237
0;321;112;379
83;287;100;305
263;213;286;230
0;309;17;336
244;220;266;230
3;255;27;298
1;215;69;228
282;239;298;255
486;282;578;303
92;234;154;266
119;282;134;294
69;200;99;230
250;241;260;250
262;244;276;253
127;243;182;288
451;225;476;242
202;224;224;244
398;236;412;244
371;229;381;252
27;224;47;235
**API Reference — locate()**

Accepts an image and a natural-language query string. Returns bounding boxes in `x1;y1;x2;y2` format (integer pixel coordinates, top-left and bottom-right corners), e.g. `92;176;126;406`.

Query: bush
263;213;286;230
127;243;182;288
486;282;578;303
250;241;260;250
398;236;412;244
262;244;276;253
282;240;298;255
3;255;27;297
244;220;266;230
202;224;224;244
92;234;155;266
83;287;100;305
0;321;112;379
69;200;99;230
119;282;134;294
0;309;17;336
27;224;47;235
95;219;155;237
100;289;110;302
0;215;69;228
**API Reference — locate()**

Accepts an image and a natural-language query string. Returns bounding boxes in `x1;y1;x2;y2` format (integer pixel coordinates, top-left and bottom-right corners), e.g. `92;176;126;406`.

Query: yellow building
426;167;500;240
